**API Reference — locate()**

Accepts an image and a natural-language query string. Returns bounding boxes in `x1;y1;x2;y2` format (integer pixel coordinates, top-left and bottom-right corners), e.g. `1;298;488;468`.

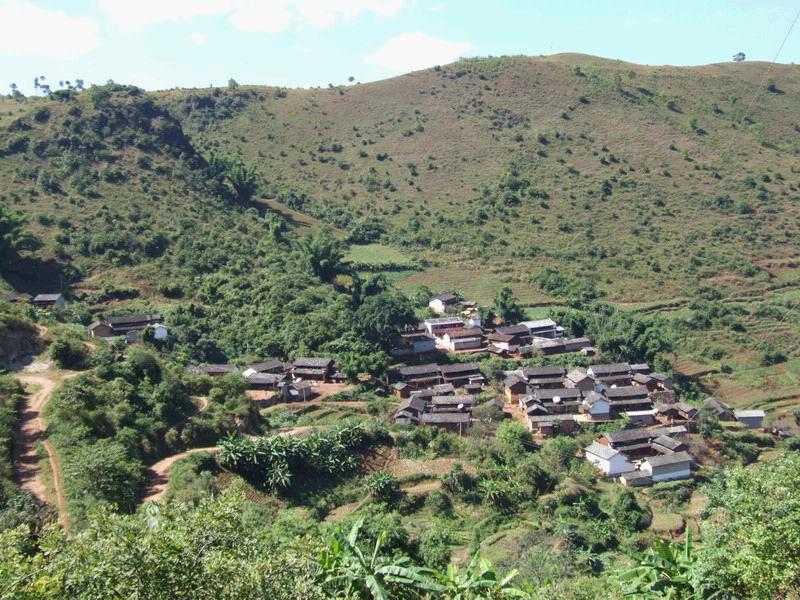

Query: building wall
645;463;691;482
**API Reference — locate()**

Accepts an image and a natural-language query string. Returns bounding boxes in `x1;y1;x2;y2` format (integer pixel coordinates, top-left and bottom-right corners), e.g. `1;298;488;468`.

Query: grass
346;243;414;265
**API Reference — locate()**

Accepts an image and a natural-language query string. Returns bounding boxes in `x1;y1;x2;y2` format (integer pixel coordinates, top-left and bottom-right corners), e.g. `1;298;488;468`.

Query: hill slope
167;54;800;303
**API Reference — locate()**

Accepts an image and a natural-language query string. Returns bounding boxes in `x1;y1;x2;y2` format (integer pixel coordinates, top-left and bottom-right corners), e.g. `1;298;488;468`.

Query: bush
363;471;400;502
417;527;451;569
48;336;88;369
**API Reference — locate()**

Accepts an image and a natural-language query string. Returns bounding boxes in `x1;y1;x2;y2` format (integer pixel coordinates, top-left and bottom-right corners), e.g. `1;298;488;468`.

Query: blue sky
2;0;799;94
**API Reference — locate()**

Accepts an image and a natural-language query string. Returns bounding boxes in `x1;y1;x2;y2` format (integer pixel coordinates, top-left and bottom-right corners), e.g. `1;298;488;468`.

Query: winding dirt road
12;371;79;531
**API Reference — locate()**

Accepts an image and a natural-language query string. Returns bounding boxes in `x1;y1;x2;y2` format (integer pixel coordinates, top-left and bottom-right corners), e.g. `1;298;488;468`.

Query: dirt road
12;371;79;531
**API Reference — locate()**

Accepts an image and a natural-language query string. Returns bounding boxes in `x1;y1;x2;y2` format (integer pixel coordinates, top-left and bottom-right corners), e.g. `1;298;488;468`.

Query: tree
0;203;37;262
354;291;416;350
227;161;259;201
698;455;800;597
296;227;347;282
363;471;400;502
227;78;239;89
48;336;87;370
494;286;524;324
326;334;389;381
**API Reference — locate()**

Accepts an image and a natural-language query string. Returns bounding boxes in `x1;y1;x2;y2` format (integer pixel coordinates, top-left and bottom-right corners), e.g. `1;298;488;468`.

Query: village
6;290;770;489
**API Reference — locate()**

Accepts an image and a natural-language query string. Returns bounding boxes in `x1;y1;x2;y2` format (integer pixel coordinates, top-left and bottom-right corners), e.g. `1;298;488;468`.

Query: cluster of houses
1;292;66;311
504;362;684;436
391;293;592;359
187;356;348;404
88;313;168;344
584;426;693;486
391;361;488;432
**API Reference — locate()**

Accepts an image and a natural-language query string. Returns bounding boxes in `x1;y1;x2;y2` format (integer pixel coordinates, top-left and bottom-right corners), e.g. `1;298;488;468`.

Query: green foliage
164;452;220;504
0;492;322;599
296;226;347;282
698;455;800;597
48;335;88;369
0;202;38;262
616;529;707;598
363;471;400;502
218;423;387;493
494;286;524;324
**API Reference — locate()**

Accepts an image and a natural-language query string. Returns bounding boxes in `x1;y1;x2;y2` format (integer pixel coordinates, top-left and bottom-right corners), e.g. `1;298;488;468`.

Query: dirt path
12;371;79;531
142;447;220;503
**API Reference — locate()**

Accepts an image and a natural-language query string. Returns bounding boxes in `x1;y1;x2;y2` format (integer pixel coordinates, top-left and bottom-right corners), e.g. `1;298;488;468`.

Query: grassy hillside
170;54;800;303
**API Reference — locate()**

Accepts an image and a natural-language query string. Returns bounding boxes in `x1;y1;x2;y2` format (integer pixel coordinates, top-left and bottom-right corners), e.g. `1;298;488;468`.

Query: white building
641;451;692;483
584;441;634;476
440;327;483;352
424;316;465;338
428;293;460;314
581;392;610;420
152;323;169;341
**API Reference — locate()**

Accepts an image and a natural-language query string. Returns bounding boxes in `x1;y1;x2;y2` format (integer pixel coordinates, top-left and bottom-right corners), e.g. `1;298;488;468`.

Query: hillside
167;54;800;303
0;54;799;408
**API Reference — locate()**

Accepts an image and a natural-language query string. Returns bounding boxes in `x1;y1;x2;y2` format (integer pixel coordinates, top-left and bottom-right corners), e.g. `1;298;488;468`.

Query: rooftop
645;451;692;468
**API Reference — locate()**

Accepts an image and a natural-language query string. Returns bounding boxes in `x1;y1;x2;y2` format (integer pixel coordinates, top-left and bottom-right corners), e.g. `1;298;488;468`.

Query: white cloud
364;32;473;73
99;0;405;33
0;0;100;58
189;31;208;45
98;0;232;32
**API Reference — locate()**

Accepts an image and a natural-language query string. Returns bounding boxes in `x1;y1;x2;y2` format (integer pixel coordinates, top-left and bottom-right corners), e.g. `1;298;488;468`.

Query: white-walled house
641;451;692;482
440;327;483;351
584;441;634;476
152;323;169;341
581;392;610;420
428;293;460;314
424;316;465;338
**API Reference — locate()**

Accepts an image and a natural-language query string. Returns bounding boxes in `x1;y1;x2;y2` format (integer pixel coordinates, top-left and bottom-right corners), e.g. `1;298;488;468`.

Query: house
463;310;482;328
603;427;669;455
581;391;610;420
245;372;283;391
32;293;65;311
503;374;528;402
528;414;576;436
420;411;471;435
393;382;413;399
606;385;651;401
565;368;595;393
488;325;531;350
396;363;442;388
624;410;657;426
650;373;674;390
585;441;635;476
656;402;698;424
439;362;484;387
522;365;567;388
202;364;239;377
432;383;456;395
520;318;562;339
440;327;483;352
651;435;686;455
630;363;651;375
429;293;461;314
641;451;692;483
88;313;165;338
292;357;334;382
703;397;735;421
281;381;316;402
424;316;465;338
0;293;31;303
587;362;632;382
734;409;765;429
242;360;289;378
526;387;583;412
394;395;427;425
391;331;436;357
428;395;475;412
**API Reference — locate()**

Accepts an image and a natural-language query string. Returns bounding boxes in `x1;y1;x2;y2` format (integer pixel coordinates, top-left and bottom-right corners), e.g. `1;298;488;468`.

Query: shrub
363;471;400;502
48;336;87;369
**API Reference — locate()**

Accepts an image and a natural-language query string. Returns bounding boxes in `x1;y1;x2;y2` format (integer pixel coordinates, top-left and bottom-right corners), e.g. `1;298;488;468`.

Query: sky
1;0;799;94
